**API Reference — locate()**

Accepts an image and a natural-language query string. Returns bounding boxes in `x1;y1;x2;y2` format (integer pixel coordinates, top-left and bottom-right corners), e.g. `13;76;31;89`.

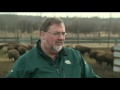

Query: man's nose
58;33;65;39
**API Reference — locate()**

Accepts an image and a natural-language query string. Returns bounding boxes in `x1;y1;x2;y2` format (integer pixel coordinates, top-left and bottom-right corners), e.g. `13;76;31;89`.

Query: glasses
46;32;67;37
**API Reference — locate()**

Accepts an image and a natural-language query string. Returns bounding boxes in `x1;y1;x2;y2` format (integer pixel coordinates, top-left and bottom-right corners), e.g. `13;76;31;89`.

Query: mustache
56;41;64;43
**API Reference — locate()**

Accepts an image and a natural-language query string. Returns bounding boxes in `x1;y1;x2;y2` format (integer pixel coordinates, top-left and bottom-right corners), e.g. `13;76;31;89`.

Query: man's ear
40;31;45;39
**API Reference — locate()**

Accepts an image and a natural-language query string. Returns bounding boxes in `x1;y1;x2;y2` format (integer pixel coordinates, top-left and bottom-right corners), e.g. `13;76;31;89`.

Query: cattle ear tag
65;60;71;64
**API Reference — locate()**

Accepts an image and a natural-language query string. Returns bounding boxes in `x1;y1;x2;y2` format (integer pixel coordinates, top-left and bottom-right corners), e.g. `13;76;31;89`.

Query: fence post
30;35;32;44
115;38;118;45
98;32;101;45
17;30;19;43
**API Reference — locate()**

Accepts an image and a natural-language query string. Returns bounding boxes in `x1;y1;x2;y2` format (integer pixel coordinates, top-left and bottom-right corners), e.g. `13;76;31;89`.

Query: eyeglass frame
45;31;67;37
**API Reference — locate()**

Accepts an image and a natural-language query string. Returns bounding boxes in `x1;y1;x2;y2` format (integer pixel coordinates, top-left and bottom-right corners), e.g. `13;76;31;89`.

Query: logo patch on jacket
65;60;71;64
9;70;13;73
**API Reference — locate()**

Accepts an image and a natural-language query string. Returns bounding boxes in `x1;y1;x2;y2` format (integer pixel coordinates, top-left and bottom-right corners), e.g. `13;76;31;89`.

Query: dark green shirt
6;39;100;78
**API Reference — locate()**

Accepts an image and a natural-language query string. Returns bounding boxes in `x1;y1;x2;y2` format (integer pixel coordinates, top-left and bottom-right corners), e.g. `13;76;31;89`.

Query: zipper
56;69;60;75
52;65;60;75
62;68;66;78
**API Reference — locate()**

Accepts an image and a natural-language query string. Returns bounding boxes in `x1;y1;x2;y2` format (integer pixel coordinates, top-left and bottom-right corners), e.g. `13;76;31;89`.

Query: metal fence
0;35;119;46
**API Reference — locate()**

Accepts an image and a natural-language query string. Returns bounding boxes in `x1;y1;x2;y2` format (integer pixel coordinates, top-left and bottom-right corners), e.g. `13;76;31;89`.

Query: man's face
44;23;66;52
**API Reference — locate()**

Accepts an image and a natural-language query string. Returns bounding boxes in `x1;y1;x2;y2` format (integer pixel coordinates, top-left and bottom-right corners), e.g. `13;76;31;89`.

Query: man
6;17;100;78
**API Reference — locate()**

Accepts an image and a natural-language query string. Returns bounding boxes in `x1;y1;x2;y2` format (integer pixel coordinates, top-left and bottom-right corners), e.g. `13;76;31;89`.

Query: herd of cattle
66;45;114;67
0;43;33;61
0;43;114;67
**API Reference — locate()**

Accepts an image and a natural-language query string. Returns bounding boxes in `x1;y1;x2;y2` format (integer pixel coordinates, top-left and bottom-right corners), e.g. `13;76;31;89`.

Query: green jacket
6;40;100;78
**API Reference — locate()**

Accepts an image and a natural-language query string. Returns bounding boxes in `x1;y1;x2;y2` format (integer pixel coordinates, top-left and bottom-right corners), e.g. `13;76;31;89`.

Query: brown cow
8;49;20;61
75;45;91;55
89;50;114;67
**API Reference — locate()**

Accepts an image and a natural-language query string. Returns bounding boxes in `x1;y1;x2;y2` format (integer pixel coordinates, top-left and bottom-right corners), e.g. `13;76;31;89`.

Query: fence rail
0;36;119;45
0;37;19;43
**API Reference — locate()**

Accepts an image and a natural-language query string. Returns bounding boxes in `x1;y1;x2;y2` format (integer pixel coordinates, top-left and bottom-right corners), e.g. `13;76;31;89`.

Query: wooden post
30;35;32;45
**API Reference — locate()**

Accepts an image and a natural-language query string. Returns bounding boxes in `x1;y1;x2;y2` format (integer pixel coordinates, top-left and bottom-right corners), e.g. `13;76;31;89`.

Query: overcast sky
1;12;120;18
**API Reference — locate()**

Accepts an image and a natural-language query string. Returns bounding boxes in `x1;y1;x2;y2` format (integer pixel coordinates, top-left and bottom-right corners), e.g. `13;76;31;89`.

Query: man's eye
54;32;60;35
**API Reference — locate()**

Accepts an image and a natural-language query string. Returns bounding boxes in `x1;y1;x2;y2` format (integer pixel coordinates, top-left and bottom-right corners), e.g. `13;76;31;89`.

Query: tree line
0;14;120;34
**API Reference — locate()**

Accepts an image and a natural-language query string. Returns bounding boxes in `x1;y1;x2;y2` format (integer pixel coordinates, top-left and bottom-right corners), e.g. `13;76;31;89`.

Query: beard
51;45;63;52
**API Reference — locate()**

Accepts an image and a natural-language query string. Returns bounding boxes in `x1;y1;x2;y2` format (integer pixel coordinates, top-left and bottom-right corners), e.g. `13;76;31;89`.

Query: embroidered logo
65;60;71;64
9;70;13;73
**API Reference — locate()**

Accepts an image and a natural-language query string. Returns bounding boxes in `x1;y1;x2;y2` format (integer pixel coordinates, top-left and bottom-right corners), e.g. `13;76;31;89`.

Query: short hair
39;17;64;32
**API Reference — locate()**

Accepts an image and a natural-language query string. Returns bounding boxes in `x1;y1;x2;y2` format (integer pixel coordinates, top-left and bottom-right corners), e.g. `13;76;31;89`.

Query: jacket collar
36;39;67;57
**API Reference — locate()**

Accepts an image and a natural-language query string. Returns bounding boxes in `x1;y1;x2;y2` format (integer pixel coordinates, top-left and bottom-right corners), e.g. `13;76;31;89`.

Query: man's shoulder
64;47;79;53
63;47;82;63
18;47;37;59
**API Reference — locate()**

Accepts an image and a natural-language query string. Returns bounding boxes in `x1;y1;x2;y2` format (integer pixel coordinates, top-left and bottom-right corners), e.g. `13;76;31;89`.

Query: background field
83;47;120;78
0;45;120;78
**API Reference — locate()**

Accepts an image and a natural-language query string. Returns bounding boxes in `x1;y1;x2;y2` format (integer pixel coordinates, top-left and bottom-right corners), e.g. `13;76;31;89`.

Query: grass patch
0;58;14;78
